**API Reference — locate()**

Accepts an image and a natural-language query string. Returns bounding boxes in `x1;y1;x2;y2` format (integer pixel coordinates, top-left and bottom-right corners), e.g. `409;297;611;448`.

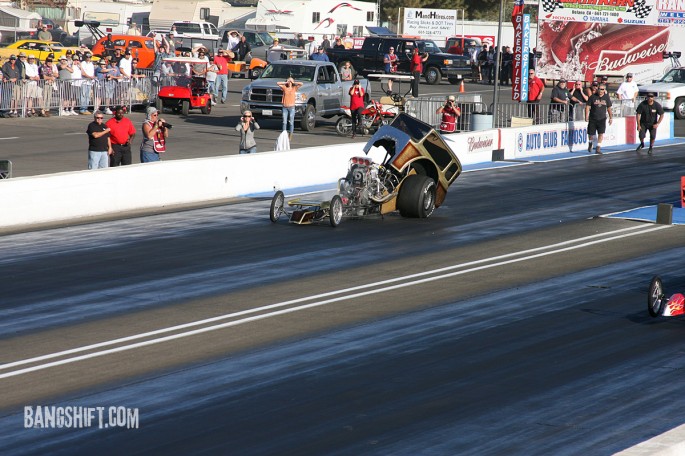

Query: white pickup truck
241;60;369;131
638;67;685;119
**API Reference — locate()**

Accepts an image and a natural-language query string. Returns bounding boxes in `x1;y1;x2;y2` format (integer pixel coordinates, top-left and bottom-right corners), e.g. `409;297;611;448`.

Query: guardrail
405;95;487;132
0;69;156;117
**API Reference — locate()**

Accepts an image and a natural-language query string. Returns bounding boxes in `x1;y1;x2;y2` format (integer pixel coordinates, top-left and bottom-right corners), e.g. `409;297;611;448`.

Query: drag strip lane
0;223;670;381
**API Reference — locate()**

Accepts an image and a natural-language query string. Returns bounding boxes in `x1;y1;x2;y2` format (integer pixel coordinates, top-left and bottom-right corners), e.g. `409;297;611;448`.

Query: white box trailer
149;0;246;31
247;0;377;42
0;6;42;45
63;0;152;46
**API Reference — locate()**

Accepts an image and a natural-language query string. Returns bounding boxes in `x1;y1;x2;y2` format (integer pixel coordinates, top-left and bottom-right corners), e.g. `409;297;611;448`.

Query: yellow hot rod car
0;40;83;62
269;113;462;227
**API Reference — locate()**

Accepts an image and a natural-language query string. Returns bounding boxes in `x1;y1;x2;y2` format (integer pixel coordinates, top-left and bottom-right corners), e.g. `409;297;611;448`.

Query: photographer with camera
436;95;461;133
276;77;303;140
348;79;365;139
235;110;260;154
140;106;170;163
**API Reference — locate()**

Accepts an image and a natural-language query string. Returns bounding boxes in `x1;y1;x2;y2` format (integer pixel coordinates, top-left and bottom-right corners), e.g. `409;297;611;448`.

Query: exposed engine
338;157;399;215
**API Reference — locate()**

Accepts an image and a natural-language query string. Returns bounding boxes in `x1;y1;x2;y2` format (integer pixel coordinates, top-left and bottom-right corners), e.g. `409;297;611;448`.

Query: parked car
638;67;685;119
91;35;156;68
326;36;471;85
0;39;81;61
172;21;219;41
218;28;300;62
241;60;369;131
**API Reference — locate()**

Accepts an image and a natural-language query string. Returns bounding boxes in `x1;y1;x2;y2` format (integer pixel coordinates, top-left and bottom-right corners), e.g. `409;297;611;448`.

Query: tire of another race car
335;116;352;136
270;191;285;223
329;194;343;227
424;67;442;85
300;103;316;131
397;174;436;218
648;275;665;317
181;100;190;116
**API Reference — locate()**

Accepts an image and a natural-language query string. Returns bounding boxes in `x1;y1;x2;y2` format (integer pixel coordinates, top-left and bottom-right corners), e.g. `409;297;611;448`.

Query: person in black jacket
635;93;664;155
234;35;251;61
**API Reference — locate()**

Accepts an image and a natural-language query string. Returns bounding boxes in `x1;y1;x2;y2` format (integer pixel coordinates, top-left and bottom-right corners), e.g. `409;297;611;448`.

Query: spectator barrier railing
405;95;488;132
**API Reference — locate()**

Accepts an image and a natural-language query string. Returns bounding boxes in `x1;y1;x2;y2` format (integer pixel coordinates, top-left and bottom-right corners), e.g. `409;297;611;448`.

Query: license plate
263;109;272;116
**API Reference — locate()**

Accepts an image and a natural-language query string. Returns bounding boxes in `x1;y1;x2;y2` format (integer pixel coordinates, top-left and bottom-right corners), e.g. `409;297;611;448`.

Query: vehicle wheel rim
332;199;342;224
271;193;284;221
427;70;437;84
308;110;315;128
679;103;685;118
650;280;663;312
423;186;434;211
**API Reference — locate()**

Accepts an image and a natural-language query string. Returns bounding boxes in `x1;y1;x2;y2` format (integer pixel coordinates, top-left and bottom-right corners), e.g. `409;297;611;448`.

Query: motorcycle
335;99;399;137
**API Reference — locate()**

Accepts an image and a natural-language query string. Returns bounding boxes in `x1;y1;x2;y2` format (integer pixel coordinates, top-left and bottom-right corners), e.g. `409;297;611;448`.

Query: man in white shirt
79;52;95;114
24;55;41;117
616;72;638;116
306;36;317;57
119;50;133;79
267;38;284;63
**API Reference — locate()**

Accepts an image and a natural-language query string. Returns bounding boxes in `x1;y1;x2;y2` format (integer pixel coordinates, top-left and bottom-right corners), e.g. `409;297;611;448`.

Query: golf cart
155;56;212;116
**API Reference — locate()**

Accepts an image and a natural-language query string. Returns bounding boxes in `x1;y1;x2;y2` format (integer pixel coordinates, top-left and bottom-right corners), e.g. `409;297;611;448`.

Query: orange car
91;35;155;68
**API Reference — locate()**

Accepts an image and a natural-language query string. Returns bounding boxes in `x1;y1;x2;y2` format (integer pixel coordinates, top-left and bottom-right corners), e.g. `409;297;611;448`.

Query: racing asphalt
2;79;685;454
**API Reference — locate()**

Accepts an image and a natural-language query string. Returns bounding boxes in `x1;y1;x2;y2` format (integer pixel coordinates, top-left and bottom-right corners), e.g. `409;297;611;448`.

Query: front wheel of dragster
335;116;352;136
329;195;343;227
270;191;285;223
397;174;436;218
648;275;666;317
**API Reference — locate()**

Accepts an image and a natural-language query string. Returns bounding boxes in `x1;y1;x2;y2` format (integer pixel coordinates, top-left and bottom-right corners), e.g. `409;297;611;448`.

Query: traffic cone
459;79;465;93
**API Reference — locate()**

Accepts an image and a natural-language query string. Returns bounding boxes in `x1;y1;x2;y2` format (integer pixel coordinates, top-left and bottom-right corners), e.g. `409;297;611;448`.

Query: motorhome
148;0;254;31
0;6;42;45
63;0;153;46
246;0;376;42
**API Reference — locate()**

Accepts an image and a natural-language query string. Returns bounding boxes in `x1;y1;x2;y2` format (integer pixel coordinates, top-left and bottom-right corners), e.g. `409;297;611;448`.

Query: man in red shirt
527;70;545;124
348;79;365;138
213;49;230;104
410;47;428;98
105;106;136;166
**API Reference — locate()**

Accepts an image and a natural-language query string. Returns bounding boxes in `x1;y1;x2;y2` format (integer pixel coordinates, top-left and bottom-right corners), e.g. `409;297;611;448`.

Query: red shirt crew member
105;107;136;166
348;79;365;139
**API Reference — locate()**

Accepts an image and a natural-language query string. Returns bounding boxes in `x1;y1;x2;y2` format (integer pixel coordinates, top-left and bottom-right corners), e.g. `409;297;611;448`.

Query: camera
160;121;172;129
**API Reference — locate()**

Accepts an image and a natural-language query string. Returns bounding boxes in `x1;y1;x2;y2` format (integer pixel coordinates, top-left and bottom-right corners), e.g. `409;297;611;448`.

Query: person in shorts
585;84;612;154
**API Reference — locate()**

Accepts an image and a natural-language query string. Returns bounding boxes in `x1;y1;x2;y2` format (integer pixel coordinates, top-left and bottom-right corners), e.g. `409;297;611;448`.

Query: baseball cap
318;46;323;50
18;52;26;57
66;50;72;55
559;78;567;83
591;81;599;86
626;73;633;77
27;54;35;59
9;54;16;60
447;95;456;102
647;92;655;97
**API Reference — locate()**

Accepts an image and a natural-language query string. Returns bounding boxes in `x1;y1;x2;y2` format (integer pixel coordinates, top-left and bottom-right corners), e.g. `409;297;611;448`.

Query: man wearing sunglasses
585;84;613;154
86;112;112;169
635;93;664;155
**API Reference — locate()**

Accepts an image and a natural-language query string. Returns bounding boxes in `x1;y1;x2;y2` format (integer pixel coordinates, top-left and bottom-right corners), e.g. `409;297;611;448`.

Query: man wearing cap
103;33;115;59
267;38;283;64
57;56;76;115
383;46;398;94
106;106;136;166
2;54;24;117
24;54;41;117
86;111;112;169
616;73;638;116
39;55;57;116
234;34;251;61
79;52;95;114
550;78;570;122
305;36;317;57
569;80;588;121
635;93;664;155
348;78;365;138
310;46;329;62
585;84;612;154
296;33;306;49
321;35;331;51
213;49;230;104
119;50;133;79
38;24;51;41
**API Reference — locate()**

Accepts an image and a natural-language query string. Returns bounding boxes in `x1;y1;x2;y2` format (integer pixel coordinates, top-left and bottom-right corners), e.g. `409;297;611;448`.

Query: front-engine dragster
269;113;462;226
648;276;685;318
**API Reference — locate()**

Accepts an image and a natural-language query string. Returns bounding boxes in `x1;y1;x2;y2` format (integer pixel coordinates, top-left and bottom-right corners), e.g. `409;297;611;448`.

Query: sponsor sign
512;12;531;101
403;8;458;40
538;0;685;26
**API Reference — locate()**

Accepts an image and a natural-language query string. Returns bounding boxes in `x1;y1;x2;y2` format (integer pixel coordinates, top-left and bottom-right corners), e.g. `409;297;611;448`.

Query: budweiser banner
539;0;685;26
536;20;673;82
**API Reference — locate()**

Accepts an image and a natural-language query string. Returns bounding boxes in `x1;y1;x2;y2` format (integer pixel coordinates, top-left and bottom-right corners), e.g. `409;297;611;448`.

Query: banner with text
403;8;458;40
539;0;685;26
512;13;531;102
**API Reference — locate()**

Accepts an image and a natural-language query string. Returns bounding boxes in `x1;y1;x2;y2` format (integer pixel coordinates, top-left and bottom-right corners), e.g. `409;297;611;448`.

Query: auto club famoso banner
403;8;458;41
536;0;685;83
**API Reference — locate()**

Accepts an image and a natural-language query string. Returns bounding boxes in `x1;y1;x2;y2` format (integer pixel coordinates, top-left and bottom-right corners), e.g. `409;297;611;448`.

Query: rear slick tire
397;174;436;218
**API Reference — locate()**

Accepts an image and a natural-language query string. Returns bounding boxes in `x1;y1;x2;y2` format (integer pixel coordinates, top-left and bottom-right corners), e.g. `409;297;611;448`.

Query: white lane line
0;137;19;140
0;224;669;379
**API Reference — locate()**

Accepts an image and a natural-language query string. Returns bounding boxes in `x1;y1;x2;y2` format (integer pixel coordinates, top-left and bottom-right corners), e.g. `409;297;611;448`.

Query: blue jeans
140;150;160;163
282;106;295;133
88;150;108;169
239;146;257;154
80;84;92;112
215;74;228;102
